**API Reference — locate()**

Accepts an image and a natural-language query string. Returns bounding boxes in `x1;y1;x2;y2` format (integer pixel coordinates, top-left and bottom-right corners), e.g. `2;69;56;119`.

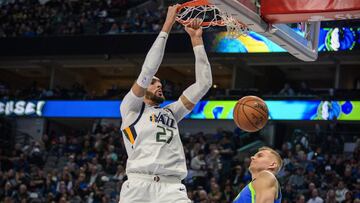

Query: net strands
176;1;250;38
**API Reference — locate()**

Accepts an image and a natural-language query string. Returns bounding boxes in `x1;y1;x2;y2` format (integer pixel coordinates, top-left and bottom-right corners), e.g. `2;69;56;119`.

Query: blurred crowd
0;121;359;203
0;0;183;37
0;80;185;100
0;81;88;100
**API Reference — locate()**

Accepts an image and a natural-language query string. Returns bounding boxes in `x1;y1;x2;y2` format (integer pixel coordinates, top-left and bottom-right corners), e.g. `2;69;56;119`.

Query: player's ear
269;161;277;171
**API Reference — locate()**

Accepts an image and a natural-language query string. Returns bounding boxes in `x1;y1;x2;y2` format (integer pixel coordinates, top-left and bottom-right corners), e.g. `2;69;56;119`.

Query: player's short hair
258;146;283;174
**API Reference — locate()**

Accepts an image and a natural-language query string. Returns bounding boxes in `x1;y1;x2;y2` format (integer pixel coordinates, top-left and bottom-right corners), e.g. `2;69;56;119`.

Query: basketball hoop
176;0;250;38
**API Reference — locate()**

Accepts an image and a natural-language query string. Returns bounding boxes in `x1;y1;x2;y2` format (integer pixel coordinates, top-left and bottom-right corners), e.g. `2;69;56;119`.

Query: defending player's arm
120;5;179;118
252;171;278;203
166;19;213;121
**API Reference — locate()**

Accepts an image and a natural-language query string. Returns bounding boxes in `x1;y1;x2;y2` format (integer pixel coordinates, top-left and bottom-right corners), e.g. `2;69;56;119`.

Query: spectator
194;189;209;203
0;121;359;202
191;150;207;188
343;191;353;203
205;147;221;180
297;194;306;203
12;184;29;202
288;166;306;189
112;165;126;182
282;183;295;202
298;81;313;95
208;182;222;203
222;183;236;202
307;188;324;203
335;181;349;202
325;189;337;203
279;83;295;96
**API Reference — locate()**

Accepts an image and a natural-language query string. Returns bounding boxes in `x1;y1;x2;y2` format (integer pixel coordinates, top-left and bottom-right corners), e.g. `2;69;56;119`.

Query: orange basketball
233;96;269;132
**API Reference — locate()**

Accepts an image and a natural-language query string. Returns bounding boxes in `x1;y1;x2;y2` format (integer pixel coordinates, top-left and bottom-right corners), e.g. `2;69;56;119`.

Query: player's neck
251;169;273;181
144;98;159;106
250;171;258;181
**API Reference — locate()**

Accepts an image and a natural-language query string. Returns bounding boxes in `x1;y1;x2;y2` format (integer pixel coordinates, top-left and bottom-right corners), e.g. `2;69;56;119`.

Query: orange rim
177;19;225;27
177;0;210;10
177;0;225;27
176;0;248;28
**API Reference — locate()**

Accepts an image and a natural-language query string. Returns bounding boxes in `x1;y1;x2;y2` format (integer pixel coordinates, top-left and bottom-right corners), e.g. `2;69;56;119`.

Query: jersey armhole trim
164;107;175;117
130;102;145;127
121;102;145;145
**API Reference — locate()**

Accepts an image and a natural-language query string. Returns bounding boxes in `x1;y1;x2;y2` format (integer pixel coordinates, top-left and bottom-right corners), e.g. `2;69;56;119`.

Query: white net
176;3;250;38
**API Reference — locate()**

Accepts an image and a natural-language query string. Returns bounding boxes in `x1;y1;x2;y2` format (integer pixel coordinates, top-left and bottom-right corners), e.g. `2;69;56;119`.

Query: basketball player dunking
233;147;283;203
119;5;212;203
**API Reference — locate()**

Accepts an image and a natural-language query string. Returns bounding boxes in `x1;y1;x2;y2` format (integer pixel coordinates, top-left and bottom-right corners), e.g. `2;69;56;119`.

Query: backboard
209;0;321;61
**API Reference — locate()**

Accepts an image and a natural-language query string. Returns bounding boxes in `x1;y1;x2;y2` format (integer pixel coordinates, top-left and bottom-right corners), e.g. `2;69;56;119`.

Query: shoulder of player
253;170;277;187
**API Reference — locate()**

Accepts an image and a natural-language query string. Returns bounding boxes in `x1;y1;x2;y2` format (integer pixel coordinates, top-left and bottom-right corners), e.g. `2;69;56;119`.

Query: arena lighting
0;100;359;121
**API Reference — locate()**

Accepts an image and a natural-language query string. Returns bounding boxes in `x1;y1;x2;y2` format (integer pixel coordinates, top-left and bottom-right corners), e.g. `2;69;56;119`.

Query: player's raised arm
131;4;179;98
120;5;179;117
181;19;212;110
165;19;212;122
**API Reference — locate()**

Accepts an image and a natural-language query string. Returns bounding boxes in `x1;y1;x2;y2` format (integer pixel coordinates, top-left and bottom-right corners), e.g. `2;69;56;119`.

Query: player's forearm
190;36;204;47
161;21;174;34
183;45;212;104
136;32;168;89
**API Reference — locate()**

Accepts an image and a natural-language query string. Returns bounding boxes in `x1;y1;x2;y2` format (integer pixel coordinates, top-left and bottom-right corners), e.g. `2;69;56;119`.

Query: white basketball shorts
119;173;191;203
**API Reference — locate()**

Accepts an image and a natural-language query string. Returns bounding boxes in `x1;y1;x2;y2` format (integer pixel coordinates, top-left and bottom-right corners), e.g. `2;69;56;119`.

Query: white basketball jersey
121;103;187;180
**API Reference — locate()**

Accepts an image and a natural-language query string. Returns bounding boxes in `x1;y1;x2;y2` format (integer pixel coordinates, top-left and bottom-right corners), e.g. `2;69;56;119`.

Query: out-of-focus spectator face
79;173;86;181
211;183;220;192
344;166;352;177
210;177;217;185
91;165;97;174
327;189;336;198
235;165;242;174
79;166;86;174
69;154;75;162
198;189;208;201
345;191;353;200
296;167;304;175
5;182;12;190
59;181;66;192
8;169;15;178
92;157;98;165
308;182;316;191
63;166;69;174
311;189;319;198
243;157;250;168
296;195;305;203
337;181;345;189
285;184;292;192
59;197;67;203
19;184;27;194
4;197;13;203
84;140;90;148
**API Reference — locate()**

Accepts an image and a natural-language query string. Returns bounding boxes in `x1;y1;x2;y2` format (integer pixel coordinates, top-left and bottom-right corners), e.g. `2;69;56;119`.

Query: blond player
233;147;283;203
119;5;212;203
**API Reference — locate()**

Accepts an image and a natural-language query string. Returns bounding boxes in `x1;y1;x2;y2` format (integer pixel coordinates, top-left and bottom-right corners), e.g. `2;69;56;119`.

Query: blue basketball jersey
233;181;282;203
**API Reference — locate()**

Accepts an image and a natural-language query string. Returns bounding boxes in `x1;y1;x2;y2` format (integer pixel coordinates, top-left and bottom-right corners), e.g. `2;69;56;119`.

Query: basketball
233;96;269;132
